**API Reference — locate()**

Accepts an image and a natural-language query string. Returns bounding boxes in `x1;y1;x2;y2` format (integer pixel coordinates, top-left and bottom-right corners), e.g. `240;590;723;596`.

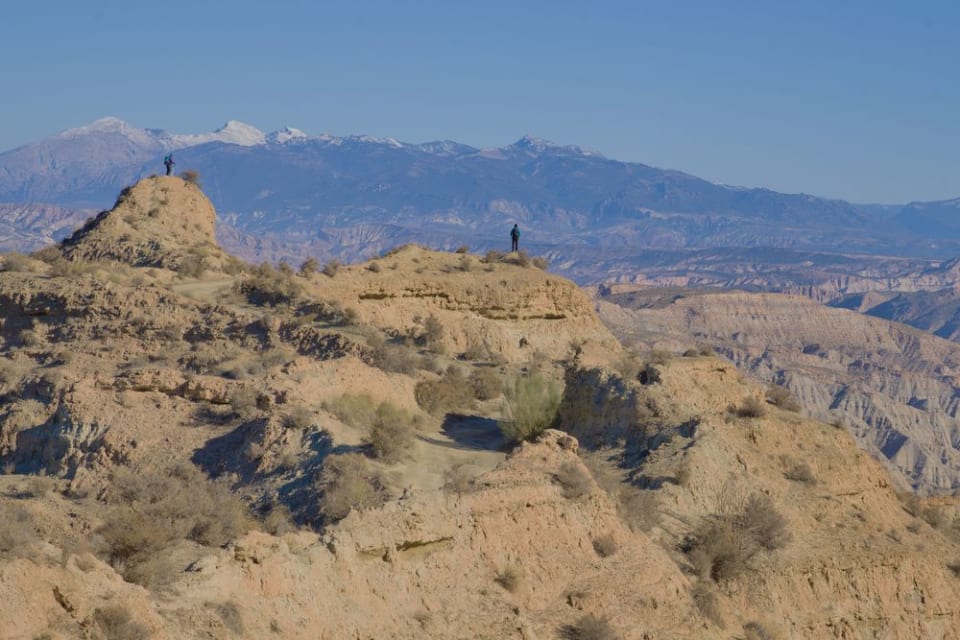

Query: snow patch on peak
267;127;309;144
349;134;405;148
58;117;159;148
213;120;266;145
61;117;134;137
169;121;265;149
508;134;602;158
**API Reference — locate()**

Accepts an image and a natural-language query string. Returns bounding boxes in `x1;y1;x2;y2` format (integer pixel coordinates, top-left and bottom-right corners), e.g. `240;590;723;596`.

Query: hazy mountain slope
6;118;957;269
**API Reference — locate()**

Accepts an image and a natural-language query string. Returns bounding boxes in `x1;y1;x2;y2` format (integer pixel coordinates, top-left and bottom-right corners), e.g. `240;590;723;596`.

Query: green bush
500;373;562;444
415;367;474;416
323;394;378;427
367;403;418;463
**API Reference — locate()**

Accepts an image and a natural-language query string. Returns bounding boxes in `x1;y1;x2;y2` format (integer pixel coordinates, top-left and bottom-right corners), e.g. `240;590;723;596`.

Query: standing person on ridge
510;224;520;252
163;154;175;176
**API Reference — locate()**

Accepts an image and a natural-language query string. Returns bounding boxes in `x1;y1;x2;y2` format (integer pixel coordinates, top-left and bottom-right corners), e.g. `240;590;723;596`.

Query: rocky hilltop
597;287;960;494
2;178;960;638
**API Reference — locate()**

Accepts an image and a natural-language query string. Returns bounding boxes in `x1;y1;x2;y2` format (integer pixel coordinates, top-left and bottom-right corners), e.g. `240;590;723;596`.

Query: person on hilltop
163;154;175;176
510;224;520;252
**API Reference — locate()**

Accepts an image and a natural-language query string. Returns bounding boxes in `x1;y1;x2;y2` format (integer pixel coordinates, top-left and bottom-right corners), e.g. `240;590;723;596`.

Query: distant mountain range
2;117;960;275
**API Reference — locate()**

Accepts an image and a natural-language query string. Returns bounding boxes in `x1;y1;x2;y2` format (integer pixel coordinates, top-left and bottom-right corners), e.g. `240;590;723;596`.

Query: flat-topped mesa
59;175;226;271
318;244;622;363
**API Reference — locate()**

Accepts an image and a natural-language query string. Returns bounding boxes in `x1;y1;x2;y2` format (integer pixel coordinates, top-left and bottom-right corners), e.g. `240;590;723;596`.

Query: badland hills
3;175;960;639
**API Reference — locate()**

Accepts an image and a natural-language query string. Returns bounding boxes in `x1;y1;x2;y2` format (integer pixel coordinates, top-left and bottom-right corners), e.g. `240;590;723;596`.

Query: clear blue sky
1;0;957;204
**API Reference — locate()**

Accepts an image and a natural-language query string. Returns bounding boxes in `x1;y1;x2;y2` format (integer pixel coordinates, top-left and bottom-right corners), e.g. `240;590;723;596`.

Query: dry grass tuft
94;604;152;640
559;614;620;640
592;532;619;558
733;396;766;419
765;384;801;412
494;565;523;592
555;461;593;499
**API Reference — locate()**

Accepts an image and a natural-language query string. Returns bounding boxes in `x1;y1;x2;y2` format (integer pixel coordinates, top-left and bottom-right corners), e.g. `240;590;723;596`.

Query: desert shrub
371;343;418;374
555;461;593;499
947;561;960;577
683;493;790;582
455;245;470;254
470;367;503;400
0;505;36;557
322;259;341;277
500;373;562;444
367;402;418;463
699;345;715;356
421;314;445;351
783;459;816;484
531;256;549;270
637;363;662;385
180;169;201;186
683;348;700;357
733;396;766;418
738;493;791;551
238;263;303;306
415;367;474;416
648;349;672;365
277;261;294;276
319;453;386;521
96;464;253;586
559;614;620;640
18;329;42;348
94;604;151;640
512;250;531;267
592;532;619;558
299;299;358;326
228;386;260;420
690;582;723;625
458;254;473;271
31;245;62;264
367;261;382;273
177;254;205;278
283;405;315;430
299;257;319;276
765;385;801;412
494;565;522;592
323;393;378;427
483;249;504;263
0;253;36;272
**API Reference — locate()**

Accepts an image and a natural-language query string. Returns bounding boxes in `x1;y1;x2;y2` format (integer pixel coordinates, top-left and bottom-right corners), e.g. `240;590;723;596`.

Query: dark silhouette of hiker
510;224;520;252
163;155;175;176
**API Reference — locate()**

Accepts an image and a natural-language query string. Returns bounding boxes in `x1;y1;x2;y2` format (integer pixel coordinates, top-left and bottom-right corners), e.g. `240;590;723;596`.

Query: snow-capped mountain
1;117;959;267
